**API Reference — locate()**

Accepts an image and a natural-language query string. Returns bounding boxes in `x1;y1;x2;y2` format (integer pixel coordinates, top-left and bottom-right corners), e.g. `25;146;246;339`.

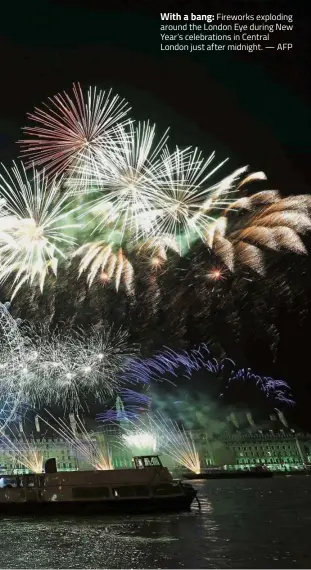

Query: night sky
1;1;310;428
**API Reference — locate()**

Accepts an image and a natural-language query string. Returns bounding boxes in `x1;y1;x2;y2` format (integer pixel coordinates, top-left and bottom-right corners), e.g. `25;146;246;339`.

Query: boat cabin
0;455;192;505
133;455;163;469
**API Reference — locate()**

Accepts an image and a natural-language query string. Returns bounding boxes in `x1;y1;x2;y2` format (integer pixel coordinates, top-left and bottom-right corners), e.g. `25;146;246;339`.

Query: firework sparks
121;345;294;404
152;147;241;250
41;412;113;470
18;83;131;177
207;181;311;273
18;325;140;411
73;242;134;293
121;431;158;454
0;427;43;473
207;267;226;281
3;81;310;376
228;368;295;405
74;122;169;240
0;162;78;297
122;345;224;384
0;302;26;428
119;413;200;474
99;389;152;423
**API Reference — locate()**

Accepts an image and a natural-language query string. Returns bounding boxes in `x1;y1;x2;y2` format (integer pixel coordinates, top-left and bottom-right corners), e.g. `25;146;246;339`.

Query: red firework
18;83;131;177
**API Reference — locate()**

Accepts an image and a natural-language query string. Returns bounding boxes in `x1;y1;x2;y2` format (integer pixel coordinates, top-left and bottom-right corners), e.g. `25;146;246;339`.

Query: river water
1;476;311;569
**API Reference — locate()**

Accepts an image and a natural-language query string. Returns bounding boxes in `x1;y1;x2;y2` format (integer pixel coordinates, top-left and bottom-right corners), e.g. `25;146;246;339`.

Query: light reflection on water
1;477;311;569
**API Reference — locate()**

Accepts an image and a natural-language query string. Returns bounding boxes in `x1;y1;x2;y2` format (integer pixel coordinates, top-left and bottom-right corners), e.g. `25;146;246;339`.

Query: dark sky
1;0;311;426
1;0;309;193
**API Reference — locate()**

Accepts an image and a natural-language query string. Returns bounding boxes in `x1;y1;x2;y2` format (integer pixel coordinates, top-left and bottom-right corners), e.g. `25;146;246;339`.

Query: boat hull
0;494;195;516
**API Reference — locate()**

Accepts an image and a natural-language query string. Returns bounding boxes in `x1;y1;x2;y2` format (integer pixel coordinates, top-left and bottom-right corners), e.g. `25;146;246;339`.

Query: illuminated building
1;412;311;474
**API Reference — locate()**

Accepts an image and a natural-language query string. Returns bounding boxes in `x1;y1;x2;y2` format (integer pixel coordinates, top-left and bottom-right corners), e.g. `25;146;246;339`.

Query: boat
0;455;198;515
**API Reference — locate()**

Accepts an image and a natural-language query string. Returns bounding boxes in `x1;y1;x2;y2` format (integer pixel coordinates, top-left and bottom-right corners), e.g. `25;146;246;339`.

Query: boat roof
1;465;173;486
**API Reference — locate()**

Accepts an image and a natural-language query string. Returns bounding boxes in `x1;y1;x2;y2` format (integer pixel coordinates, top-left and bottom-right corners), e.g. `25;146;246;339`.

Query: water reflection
1;477;311;568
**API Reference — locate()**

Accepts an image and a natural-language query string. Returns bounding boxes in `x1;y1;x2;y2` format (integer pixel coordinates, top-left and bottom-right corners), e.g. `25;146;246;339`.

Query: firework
0;302;26;428
227;368;295;405
18;83;131;177
3;82;309;383
0;162;78;297
121;431;158;454
73;242;134;293
40;412;113;470
99;389;152;423
18;325;140;411
119;413;200;474
207;185;311;273
120;388;152;407
74;122;169;239
122;345;225;384
0;427;43;473
121;344;294;405
151;147;233;250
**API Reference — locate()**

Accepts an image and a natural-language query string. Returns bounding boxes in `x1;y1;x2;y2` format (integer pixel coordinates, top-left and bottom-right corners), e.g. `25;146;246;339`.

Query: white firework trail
73;122;170;241
18;325;140;412
0;301;26;428
0;426;43;473
152;147;239;250
0;162;78;297
117;412;200;474
40;411;113;470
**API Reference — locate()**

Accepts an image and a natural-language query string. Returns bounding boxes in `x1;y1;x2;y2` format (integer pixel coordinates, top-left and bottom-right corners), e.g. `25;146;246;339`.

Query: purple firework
227;369;294;405
121;344;228;384
120;344;294;405
98;389;152;423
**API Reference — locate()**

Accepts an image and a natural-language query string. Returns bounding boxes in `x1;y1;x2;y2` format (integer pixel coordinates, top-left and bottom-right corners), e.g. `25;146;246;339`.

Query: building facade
1;426;311;474
217;430;309;471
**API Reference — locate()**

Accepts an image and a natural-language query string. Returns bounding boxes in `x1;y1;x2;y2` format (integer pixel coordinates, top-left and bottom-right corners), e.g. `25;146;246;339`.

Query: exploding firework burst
151;147;234;250
0;162;78;297
19;83;132;177
207;186;311;273
121;344;294;405
18;324;140;411
73;121;170;239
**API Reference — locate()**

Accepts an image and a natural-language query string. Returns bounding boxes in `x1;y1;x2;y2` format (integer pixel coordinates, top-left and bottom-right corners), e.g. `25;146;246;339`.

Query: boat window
152;484;178;496
72;486;110;499
0;477;18;488
112;486;149;498
134;486;149;497
26;477;35;488
38;476;45;488
113;486;135;498
144;457;161;467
